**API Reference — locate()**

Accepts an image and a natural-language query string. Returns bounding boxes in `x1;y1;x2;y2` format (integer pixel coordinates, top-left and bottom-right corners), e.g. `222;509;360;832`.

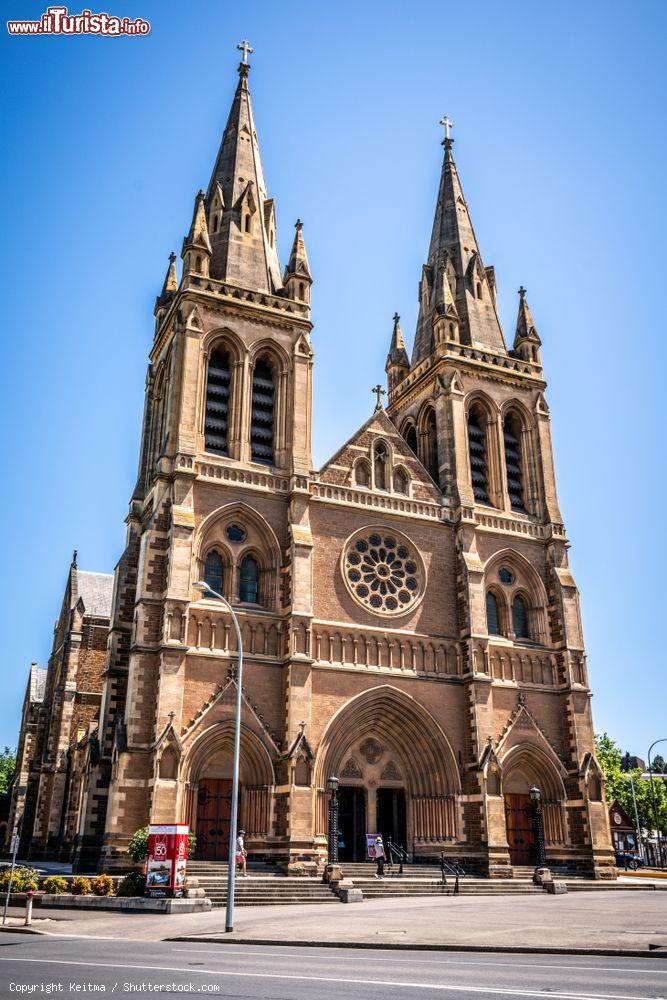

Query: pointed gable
317;408;441;502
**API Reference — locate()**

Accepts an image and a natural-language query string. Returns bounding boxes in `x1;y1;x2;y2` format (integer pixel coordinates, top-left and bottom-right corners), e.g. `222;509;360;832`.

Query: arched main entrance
501;745;567;865
315;686;460;860
182;723;274;861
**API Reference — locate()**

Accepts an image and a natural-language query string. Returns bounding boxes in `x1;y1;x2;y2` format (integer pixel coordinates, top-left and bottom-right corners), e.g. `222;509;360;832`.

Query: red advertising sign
145;824;189;898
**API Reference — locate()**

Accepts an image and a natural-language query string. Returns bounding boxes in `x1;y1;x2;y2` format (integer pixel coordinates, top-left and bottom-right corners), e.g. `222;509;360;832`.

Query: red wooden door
504;793;537;865
196;778;233;861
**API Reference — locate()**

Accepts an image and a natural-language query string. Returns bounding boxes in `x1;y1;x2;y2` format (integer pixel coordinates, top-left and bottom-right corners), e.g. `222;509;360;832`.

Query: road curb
166;936;667;958
0;925;45;935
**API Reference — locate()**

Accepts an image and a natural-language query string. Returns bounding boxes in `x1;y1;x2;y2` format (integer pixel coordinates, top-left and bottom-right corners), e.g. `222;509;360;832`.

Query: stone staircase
188;861;660;907
188;862;339;907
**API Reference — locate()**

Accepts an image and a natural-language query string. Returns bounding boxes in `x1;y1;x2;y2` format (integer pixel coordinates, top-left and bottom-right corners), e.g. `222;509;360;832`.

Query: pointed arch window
203;550;224;598
205;347;231;455
393;467;409;495
250;357;275;464
355;459;370;488
468;406;490;504
512;594;530;639
374;443;388;490
486;591;501;636
404;424;418;456
504;412;526;512
239;554;259;604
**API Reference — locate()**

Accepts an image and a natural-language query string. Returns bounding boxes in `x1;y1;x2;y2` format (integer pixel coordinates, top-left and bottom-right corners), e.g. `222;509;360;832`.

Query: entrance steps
189;862;659;907
192;876;339;907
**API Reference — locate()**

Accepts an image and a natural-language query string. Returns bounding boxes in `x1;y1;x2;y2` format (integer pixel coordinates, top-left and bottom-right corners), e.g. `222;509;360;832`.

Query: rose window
342;529;425;616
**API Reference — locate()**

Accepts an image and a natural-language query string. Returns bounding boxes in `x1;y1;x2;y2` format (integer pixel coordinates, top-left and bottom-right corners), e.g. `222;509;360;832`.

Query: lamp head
529;785;541;804
327;775;339;793
193;580;211;594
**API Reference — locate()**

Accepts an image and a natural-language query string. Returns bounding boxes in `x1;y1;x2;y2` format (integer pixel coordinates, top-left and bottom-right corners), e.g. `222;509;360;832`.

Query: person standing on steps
236;829;248;877
374;835;386;879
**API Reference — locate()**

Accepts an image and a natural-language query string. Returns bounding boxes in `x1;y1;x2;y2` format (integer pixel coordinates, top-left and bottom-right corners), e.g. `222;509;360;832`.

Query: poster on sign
366;833;382;859
145;824;189;898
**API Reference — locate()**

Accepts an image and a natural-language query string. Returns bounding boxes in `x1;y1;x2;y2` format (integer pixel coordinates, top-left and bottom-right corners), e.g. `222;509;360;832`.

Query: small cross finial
393;312;400;324
439;115;454;143
295;218;303;231
237;39;253;64
372;384;386;411
518;285;527;300
168;251;176;265
168;711;175;723
72;549;77;567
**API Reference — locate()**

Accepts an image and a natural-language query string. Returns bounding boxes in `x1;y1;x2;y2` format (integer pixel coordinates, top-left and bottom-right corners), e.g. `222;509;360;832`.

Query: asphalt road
0;935;665;1000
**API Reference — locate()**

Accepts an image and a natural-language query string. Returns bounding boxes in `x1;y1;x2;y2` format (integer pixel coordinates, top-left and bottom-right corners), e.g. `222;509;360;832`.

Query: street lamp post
529;786;547;870
626;772;644;862
647;739;667;870
327;776;339;865
193;580;243;932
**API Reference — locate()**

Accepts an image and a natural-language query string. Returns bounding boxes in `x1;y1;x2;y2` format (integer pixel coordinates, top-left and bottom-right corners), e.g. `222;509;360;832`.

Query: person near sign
236;829;248;877
374;835;386;879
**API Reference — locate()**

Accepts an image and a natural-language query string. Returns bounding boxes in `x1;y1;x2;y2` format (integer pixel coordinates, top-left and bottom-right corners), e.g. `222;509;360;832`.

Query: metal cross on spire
439;115;454;141
372;384;386;411
237;39;253;64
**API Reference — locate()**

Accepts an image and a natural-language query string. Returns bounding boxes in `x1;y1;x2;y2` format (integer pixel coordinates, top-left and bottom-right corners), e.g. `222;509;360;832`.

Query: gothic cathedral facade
13;57;614;878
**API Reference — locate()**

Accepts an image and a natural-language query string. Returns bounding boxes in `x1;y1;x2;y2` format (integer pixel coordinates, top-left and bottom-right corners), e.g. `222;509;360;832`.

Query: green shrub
127;827;149;865
0;866;39;893
90;873;114;897
42;875;69;895
116;871;146;897
70;876;91;896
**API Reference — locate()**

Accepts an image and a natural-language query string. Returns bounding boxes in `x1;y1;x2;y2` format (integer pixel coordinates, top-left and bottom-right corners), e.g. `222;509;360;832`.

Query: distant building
6;557;113;862
621;753;647;772
608;799;638;855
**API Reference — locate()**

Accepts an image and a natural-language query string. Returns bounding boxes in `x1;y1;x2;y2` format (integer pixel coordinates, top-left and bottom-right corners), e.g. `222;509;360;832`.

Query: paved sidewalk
2;888;666;954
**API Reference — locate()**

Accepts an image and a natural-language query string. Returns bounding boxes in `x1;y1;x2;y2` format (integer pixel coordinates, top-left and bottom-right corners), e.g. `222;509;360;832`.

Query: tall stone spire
204;54;282;294
411;129;506;363
513;286;542;365
283;219;312;305
154;252;178;325
385;313;410;395
181;190;212;278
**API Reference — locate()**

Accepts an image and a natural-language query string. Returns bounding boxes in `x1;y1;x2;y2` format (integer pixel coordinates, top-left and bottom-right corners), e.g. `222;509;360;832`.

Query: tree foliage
595;733;667;836
650;754;666;774
0;747;16;794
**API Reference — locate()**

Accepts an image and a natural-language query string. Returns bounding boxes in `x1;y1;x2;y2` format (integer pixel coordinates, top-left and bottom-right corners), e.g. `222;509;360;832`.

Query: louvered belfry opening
512;594;530;639
468;407;490;504
251;358;275;464
424;409;439;483
486;591;501;635
504;413;526;512
205;348;231;455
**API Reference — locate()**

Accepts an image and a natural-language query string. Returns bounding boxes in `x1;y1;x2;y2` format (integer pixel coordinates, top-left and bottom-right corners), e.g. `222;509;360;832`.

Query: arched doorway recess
315;687;460;861
501;745;567;865
182;723;274;860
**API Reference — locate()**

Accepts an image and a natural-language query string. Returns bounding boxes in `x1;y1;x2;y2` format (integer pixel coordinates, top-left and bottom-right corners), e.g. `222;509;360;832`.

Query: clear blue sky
1;1;665;757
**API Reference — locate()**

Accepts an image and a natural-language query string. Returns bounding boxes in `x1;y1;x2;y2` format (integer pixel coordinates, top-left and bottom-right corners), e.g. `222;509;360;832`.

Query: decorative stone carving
359;738;384;765
340;757;362;779
381;759;401;781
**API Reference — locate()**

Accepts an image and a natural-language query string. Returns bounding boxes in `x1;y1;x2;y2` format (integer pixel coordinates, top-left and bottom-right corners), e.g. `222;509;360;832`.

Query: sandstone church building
8;51;614;878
